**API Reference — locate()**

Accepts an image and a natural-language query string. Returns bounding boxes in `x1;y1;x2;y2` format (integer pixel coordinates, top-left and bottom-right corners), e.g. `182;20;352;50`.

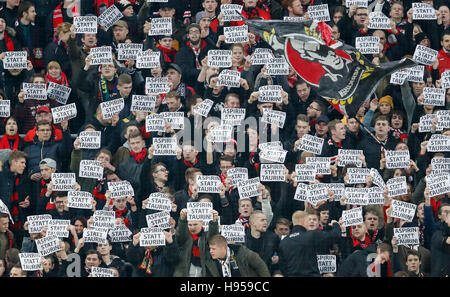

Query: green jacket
204;244;271;277
173;218;219;277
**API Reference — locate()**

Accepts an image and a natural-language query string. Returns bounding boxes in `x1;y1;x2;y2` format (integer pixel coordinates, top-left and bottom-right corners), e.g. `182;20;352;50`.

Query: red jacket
437;48;450;76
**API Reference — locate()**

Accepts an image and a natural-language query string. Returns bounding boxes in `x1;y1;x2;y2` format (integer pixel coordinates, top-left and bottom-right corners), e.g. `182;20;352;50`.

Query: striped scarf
139;249;154;274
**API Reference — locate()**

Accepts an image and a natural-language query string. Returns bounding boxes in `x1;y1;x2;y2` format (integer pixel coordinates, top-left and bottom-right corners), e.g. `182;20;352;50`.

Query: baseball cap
166;63;182;74
39;158;57;169
317;115;330;124
36;106;51;114
195;11;210;24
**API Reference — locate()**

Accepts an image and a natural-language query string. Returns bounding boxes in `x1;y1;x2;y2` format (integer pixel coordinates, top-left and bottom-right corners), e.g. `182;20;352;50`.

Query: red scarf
53;3;80;34
138;125;151;140
158;45;177;64
0;134;19;151
430;198;440;217
45;72;69;87
40;179;56;210
238;215;250;228
249;152;259;173
10;177;21;231
187;40;207;69
184;157;198;168
190;231;202;258
4;31;15;51
130;148;147;163
349;227;371;249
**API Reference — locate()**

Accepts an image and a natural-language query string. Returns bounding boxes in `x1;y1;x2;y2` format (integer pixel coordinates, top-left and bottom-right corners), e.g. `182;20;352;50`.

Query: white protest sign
345;187;368;205
221;224;245;243
294;183;309;201
307;183;329;206
51;173;76;191
162;111;185;130
221;108;246;126
306;157;331;175
145;113;165;132
93;210;116;230
79;160;103;180
51;103;77;124
74;16;97;34
91;266;115;277
153;137;178;155
251;48;274;65
140;227;166;246
413;45;438;66
238;177;262;199
117;43;143;60
298;134;324;155
283;16;305;22
3;51;27;69
346;0;368;7
207;50;232;68
227;167;248;187
68;191;92;209
308;4;330;22
413;3;437;20
136;51;161;68
108;181;134;199
427;134;450;152
317;255;337;274
131;95;156;112
260;149;288;163
148;17;172;35
341;207;364;227
100;98;124;120
419;114;437;133
394;227;419;246
146;193;172;211
385;150;410;169
187;202;213;221
83;228;108;244
265;57;289;76
368;12;391;30
258;85;282;103
386;176;408;197
260;164;286;182
0;100;9;117
47;219;70;238
390;70;408;85
27;214;52;234
406;65;425;83
224;25;248;43
324;183;345;200
79;131;101;149
261;108;286;128
437;110;450;130
145;77;170;94
196;175;221;193
193;99;213;117
145;211;171;229
391;200;417;222
431;158;450;174
35;236;61;257
338;149;363;167
258;141;283;151
19;253;43;271
367;186;385;205
347;168;370;184
423;87;445;106
355;36;380;54
221;4;243;21
47;82;71;104
427;173;450;197
98;5;123;30
23;83;47;100
441;71;450;88
208;125;233;143
369;168;385;188
109;225;132;243
90;46;113;65
217;69;241;88
295;164;316;183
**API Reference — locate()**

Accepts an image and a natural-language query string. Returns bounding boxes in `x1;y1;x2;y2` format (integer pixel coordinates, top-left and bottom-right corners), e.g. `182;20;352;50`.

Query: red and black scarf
184;157;198;168
130;148;147;163
139;249;154;274
349;227;371;249
0;134;19;151
10;177;21;231
4;31;15;51
40;179;56;210
115;207;130;227
158;45;177;65
187;40;207;69
238;215;250;228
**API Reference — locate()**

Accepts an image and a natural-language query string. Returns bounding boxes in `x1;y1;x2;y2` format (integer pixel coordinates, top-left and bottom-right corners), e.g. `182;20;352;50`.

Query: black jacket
126;243;179;277
44;39;72;80
337;244;378;277
430;222;450;277
245;230;280;271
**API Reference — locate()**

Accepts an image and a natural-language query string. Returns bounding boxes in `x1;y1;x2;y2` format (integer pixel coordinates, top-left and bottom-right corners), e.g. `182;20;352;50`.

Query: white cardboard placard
413;45;438;66
117;43;143;60
153;137;178;155
341;207;363;227
35;236;61;257
145;77;170;94
23;83;46;100
355;36;380;55
100;98;124;120
51;103;77;124
221;224;245;243
51;173;76;191
131;95;156;112
0;100;9;117
224;25;248;43
298;134;324;155
79;160;103;180
238;177;262;199
19;253;43;271
217;69;241;88
68;191;92;209
207;50;232;68
145;113;165;132
136;51;161;68
385;150;410;169
4;51;27;69
221;4;243;21
98;5;123;31
260;164;286;182
295;164;316;183
148;17;172;35
196;175;222;193
412;3;437;20
47;82;72;104
90;46;113;65
394;227;419;246
390;199;417;222
74;16;98;34
79;131;101;149
386;176;408;197
308;4;330;22
187;202;213;221
108;181;134;199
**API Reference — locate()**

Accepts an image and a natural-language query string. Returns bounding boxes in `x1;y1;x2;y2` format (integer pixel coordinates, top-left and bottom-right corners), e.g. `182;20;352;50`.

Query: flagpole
353;116;387;150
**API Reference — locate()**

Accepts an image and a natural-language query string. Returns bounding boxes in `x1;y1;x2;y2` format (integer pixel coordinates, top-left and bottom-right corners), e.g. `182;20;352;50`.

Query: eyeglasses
307;105;320;111
155;168;168;173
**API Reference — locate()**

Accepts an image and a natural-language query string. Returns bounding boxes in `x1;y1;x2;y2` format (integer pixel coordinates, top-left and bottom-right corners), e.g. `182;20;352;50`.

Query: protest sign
345;187;368;205
109;225;133;243
295;164;316;183
117;43;143;60
261;108;286;128
238;177;262;199
419;114;438;133
367;186;385;205
431;158;450;174
298;134;324;155
347;168;370;184
51;173;76;191
91;267;115;277
187;202;213;221
260;149;288;163
394;227;419;246
265;57;289;76
258;141;283;151
368;11;390;29
317;255;337;274
217;69;241;87
145;113;165;132
387;176;408;197
136;50;160;68
413;45;438;65
385;150;410;169
193;99;214;117
100;98;124;120
346;0;368;7
427;173;450;197
283;16;305;22
390;70;408;85
27;214;52;234
98;5;123;30
146;211;171;229
293;183;309;201
324;183;345;200
47;82;71;104
79;131;101;149
207;50;232;68
221;224;245;243
51;103;77;124
208;125;233;143
355;36;380;54
427;134;450;152
148;17;172;35
68;191;92;209
36;236;61;257
47;219;70;238
90;46;113;65
251;48;273;65
153;137;178;155
308;4;330;22
23;83;46;100
258;85;282;103
74;16;97;34
145;77;170;94
19;253;42;271
83;228;108;244
162;111;185;130
3;51;27;69
79;160;103;180
0;100;9;117
306;157;331;175
260;164;286;182
131;95;156;112
227;167;248;187
441;71;450;88
196;175;221;193
221;108;246;126
341;207;364;227
93;210;116;230
391;199;417;222
108;181;134;198
224;25;248;43
436;110;450;130
146;193;172;211
413;2;437;20
307;183;329;206
140;227;166;246
406;65;425;82
221;4;243;21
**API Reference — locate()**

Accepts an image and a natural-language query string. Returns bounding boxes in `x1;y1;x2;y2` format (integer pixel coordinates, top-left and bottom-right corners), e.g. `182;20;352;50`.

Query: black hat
415;32;429;44
166;63;182;74
159;0;176;10
317;115;330;124
116;0;133;12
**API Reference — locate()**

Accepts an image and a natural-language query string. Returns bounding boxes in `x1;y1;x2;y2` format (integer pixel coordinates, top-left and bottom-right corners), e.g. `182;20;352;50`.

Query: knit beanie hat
379;95;394;109
116;0;132;12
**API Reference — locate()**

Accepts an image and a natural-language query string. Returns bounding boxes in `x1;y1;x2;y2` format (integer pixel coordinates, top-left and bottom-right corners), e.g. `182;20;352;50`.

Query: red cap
36;106;51;114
